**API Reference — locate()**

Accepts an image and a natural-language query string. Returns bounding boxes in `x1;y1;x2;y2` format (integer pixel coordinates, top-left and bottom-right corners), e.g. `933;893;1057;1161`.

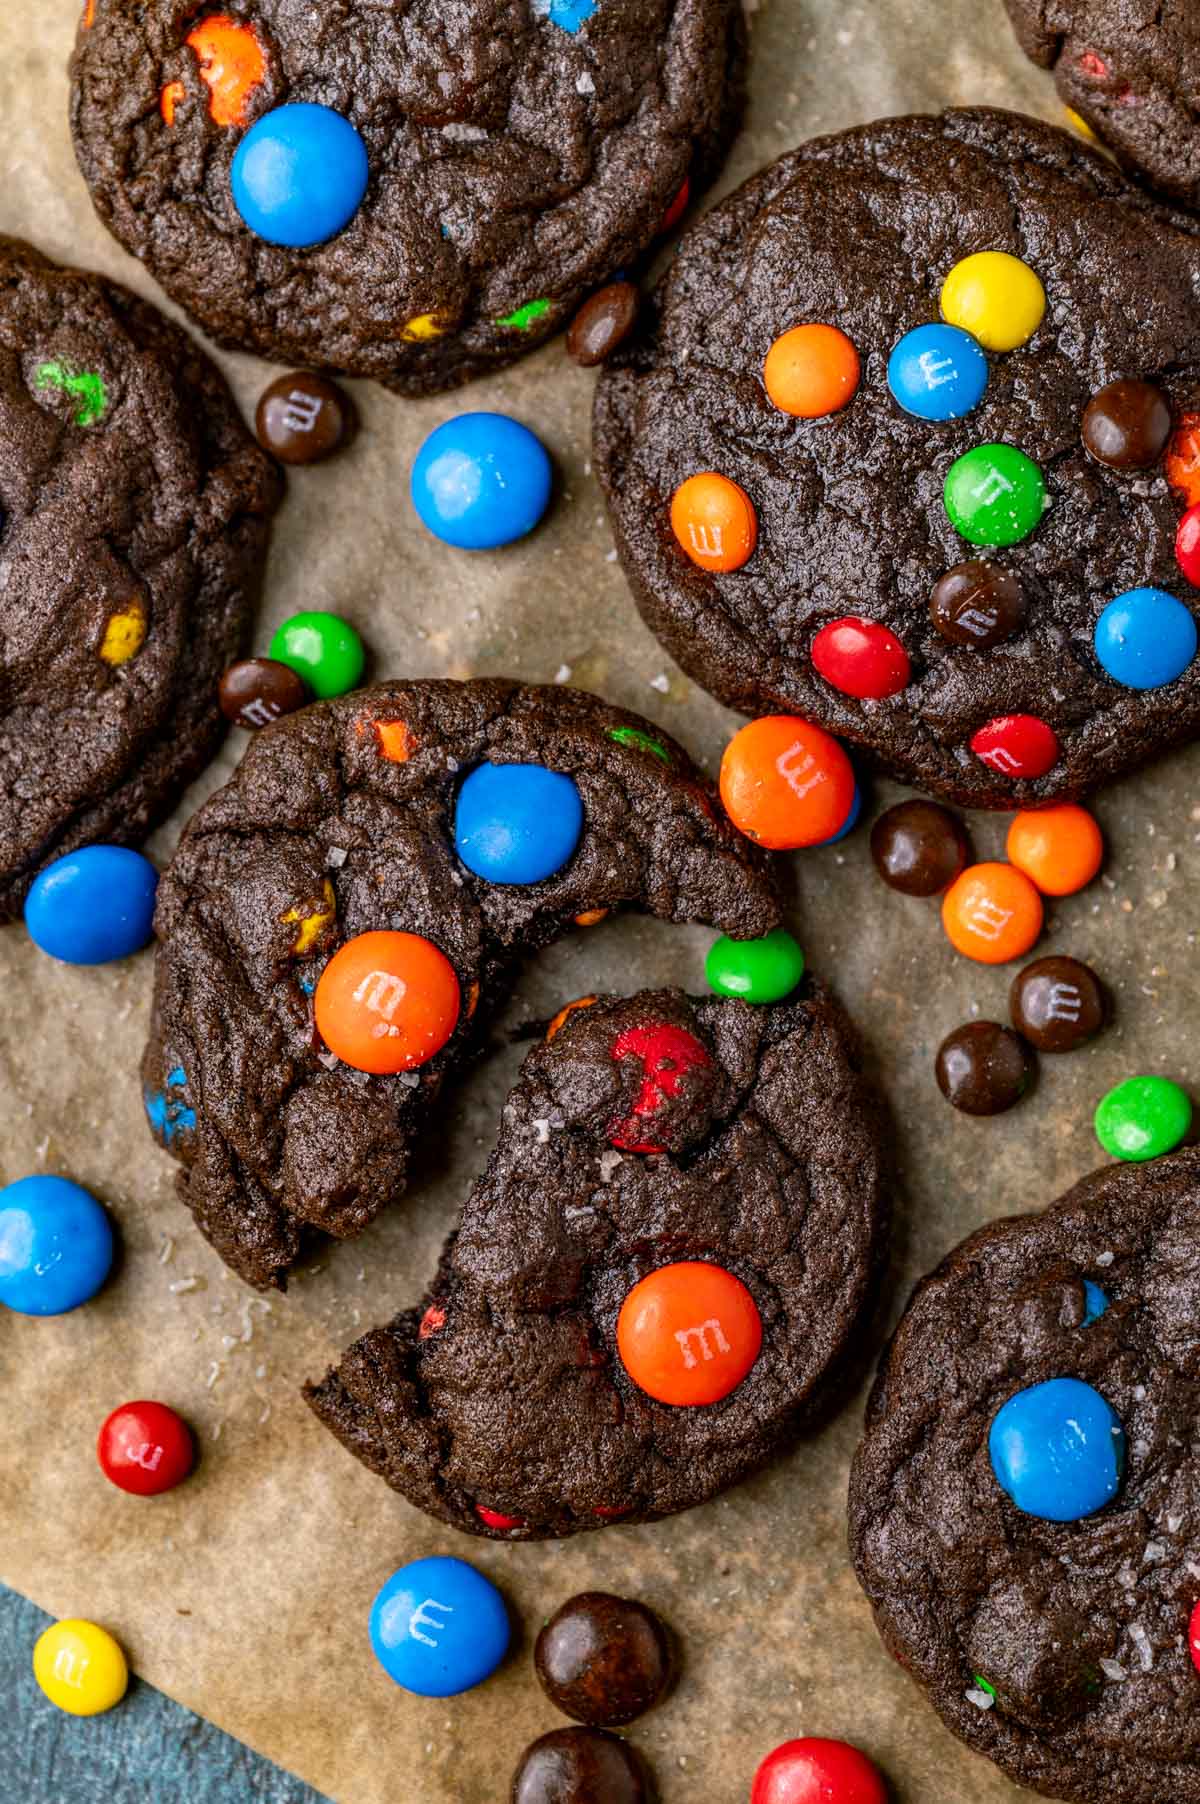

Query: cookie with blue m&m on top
70;0;746;394
0;237;278;922
595;108;1200;808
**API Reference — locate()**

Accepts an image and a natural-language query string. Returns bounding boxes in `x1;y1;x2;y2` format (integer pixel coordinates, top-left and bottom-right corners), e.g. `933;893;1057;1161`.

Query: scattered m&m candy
719;716;855;850
454;761;584;884
0;1175;113;1316
1095;1075;1192;1162
218;657;309;729
763;323;860;418
670;471;757;573
231;103;369;247
970;713;1060;781
944;444;1046;547
255;371;355;465
941;862;1043;965
567;282;640;367
705;927;804;1004
616;1261;762;1406
33;1619;128;1716
269;611;364;699
369;1556;509;1697
512;1727;652;1804
1010;956;1107;1053
750;1737;888;1804
869;799;968;896
810;617;910;700
935;1021;1033;1117
989;1377;1124;1522
411;412;553;550
887;322;988;422
97;1400;195;1496
940;251;1045;352
1006;804;1103;896
314;930;460;1073
534;1591;672;1727
1094;587;1197;689
25;845;157;964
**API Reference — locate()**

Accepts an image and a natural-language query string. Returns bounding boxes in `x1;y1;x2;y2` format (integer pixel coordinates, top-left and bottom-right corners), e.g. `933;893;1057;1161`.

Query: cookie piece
1005;1;1200;207
70;1;746;396
595;108;1200;809
850;1149;1200;1804
143;679;780;1290
306;981;889;1538
0;236;278;920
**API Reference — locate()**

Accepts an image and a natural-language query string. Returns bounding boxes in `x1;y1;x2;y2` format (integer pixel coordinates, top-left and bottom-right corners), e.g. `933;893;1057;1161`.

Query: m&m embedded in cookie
763;323;860;418
670;472;758;572
940;250;1045;351
616;1261;762;1406
887;322;988;422
988;1377;1124;1521
454;761;584;884
231;103;369;247
1094;587;1198;689
314;930;460;1073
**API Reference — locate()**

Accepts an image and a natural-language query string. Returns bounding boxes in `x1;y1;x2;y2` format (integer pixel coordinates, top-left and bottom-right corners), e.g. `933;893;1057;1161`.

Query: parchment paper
4;6;1197;1801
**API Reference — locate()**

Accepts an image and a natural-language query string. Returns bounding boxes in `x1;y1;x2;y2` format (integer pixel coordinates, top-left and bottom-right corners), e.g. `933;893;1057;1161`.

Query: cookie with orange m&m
305;981;887;1537
596;108;1200;808
0;236;279;923
142;678;781;1289
71;0;749;392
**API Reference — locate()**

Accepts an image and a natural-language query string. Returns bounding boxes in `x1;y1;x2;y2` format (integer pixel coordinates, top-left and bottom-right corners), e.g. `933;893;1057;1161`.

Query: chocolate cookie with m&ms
306;981;888;1537
142;678;781;1290
70;0;746;395
1004;0;1200;207
851;1147;1200;1803
595;108;1200;808
0;237;278;920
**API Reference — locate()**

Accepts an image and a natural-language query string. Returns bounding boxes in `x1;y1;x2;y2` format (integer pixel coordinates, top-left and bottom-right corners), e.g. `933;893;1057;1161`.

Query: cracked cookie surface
0;236;278;920
595;108;1200;808
307;981;889;1538
851;1148;1200;1804
143;678;780;1289
71;0;746;394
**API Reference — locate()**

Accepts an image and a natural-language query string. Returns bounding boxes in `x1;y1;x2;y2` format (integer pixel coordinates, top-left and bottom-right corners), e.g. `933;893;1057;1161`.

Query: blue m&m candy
887;324;989;422
0;1176;113;1315
411;413;552;550
989;1377;1124;1522
25;846;157;964
1082;1280;1109;1325
232;103;369;248
814;781;861;847
455;762;583;885
1094;587;1198;690
369;1557;509;1697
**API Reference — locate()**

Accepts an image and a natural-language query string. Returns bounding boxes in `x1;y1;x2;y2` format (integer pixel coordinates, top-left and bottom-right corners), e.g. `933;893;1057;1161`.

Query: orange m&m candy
720;715;855;850
941;862;1043;965
186;15;267;128
546;996;598;1042
616;1261;762;1406
1166;412;1200;509
763;323;860;419
314;930;460;1074
670;472;757;573
1006;804;1103;897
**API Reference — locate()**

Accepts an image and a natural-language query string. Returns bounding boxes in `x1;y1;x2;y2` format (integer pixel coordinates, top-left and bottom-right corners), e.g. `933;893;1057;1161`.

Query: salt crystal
554;664;572;683
1128;1623;1153;1671
397;1071;421;1089
1100;1659;1127;1681
158;1234;175;1265
1168;1515;1182;1534
442;122;487;142
598;1150;623;1180
1143;1540;1167;1563
168;1276;199;1295
326;847;348;869
1096;1251;1114;1266
576;71;596;95
533;1118;551;1144
649;673;670;694
317;1050;339;1070
964;1688;994;1711
1133;1385;1146;1401
205;1362;222;1390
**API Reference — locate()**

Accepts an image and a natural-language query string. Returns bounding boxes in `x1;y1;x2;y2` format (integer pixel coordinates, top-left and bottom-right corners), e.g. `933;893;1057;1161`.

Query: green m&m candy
1095;1075;1192;1162
269;611;365;699
944;444;1046;547
705;927;805;1004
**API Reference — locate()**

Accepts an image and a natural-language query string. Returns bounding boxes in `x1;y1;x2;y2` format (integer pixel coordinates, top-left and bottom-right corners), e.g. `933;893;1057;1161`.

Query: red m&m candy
97;1400;194;1496
475;1504;526;1532
1177;503;1200;588
970;714;1060;781
1190;1597;1200;1673
720;716;856;849
609;1021;712;1154
811;618;910;700
751;1738;888;1804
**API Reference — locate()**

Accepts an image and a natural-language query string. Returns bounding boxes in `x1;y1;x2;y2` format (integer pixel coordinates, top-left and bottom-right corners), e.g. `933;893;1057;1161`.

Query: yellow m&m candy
33;1619;128;1716
940;251;1045;352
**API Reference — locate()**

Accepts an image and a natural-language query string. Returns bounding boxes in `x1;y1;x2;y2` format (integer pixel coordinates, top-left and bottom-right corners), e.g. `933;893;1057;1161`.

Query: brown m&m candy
1081;378;1171;471
930;560;1027;649
535;1593;671;1728
255;372;355;464
511;1727;652;1804
870;800;968;897
218;657;309;729
567;283;640;368
935;1021;1034;1116
1010;955;1107;1053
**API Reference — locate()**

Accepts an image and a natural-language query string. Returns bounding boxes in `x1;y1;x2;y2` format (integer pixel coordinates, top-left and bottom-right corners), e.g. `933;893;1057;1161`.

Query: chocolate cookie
70;1;746;395
0;236;278;921
1004;1;1200;207
595;108;1200;809
143;679;781;1290
850;1149;1200;1804
306;981;889;1538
